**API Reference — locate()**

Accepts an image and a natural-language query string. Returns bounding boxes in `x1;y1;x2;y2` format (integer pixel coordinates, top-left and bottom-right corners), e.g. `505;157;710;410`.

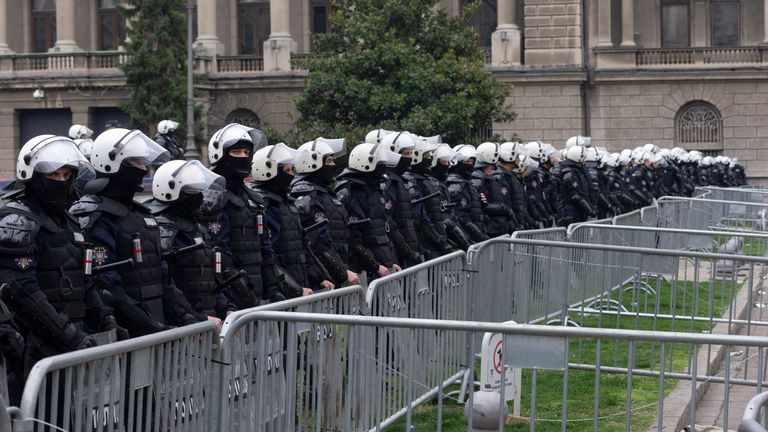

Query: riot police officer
605;153;640;213
495;142;537;230
382;132;423;267
199;123;284;306
70;129;198;335
292;138;359;288
0;135;124;376
154;120;184;160
250;144;320;297
557;145;596;225
472;142;518;237
447;145;489;243
523;142;558;226
147;160;227;326
336;143;402;279
429;144;473;251
403;137;454;258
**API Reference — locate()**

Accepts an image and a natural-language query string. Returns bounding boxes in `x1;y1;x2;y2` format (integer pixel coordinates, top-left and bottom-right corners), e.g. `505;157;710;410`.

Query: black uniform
153;133;184;161
495;166;537;230
446;165;489;243
557;160;596;225
383;171;422;266
471;169;517;237
403;166;454;258
336;168;398;276
607;168;640;213
148;201;227;319
524;166;555;226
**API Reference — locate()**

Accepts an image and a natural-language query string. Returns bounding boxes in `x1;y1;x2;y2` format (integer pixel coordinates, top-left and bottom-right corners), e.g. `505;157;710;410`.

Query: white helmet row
511;153;529;174
432;143;465;167
565;135;591;148
475;142;500;166
453;144;477;161
294;137;346;174
364;128;395;145
499;142;522;163
157;120;179;135
412;135;440;165
17;135;94;182
251;143;301;181
152;160;224;202
565;145;588;163
381;131;416;154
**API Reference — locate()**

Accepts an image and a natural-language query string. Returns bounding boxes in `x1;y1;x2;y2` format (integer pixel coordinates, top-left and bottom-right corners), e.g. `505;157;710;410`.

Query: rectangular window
661;4;690;47
711;2;740;47
99;0;126;51
239;0;270;55
32;0;55;52
461;0;497;48
310;0;333;51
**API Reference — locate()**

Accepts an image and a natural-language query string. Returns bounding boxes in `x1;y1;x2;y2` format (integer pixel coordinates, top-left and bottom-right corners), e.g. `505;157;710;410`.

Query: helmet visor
113;130;170;168
173;160;225;193
23;136;96;182
268;143;300;166
315;137;346;157
374;144;402;167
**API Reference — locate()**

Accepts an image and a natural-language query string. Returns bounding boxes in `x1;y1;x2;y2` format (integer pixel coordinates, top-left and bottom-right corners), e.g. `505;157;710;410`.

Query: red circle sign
493;339;503;373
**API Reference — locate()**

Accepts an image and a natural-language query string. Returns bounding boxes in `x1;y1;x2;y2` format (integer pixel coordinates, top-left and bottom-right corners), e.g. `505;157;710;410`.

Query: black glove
0;324;25;361
268;291;288;304
100;313;130;341
62;323;97;351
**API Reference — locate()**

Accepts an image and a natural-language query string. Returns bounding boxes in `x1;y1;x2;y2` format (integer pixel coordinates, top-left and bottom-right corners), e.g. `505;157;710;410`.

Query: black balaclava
394;156;412;175
362;164;386;184
308;163;336;187
27;172;76;214
452;161;474;178
213;141;253;191
431;162;449;179
412;156;432;174
263;169;294;196
102;165;147;205
171;192;204;216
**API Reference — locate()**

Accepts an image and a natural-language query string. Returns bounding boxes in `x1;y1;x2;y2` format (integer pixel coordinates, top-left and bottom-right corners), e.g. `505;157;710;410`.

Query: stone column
596;0;613;47
491;0;521;66
263;0;296;71
0;0;12;54
195;0;223;55
52;0;82;52
620;0;636;46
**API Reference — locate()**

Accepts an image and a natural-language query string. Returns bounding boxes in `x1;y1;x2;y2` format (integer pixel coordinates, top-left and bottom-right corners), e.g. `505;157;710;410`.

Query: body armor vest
385;173;419;244
256;188;308;287
224;189;264;295
471;171;508;236
446;173;484;225
292;180;350;261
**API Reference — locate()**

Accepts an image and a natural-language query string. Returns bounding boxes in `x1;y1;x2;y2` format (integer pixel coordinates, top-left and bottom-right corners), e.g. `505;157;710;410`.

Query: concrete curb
649;266;766;432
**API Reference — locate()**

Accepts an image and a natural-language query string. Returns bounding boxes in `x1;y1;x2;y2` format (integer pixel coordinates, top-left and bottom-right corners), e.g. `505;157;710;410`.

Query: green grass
387;277;741;432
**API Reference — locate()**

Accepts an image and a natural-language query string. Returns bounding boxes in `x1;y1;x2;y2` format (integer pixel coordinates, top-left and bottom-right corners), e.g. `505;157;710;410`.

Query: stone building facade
0;0;767;182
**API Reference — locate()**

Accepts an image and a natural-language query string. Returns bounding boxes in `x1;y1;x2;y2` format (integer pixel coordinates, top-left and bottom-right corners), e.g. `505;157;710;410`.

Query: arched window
676;101;722;145
226;109;261;129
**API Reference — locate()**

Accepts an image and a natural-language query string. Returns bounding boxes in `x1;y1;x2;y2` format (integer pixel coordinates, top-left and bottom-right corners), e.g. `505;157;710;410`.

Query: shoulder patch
206;220;222;235
93;246;109;266
14;256;34;270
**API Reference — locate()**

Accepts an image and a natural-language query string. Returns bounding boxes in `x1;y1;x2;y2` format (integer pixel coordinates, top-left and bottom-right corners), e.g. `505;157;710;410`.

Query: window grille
676;101;722;145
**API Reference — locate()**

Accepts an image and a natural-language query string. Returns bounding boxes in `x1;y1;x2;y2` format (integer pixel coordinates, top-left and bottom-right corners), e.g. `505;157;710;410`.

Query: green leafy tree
119;0;189;135
292;0;515;145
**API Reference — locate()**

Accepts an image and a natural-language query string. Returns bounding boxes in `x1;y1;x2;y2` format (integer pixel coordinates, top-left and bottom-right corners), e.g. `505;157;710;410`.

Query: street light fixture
184;0;199;160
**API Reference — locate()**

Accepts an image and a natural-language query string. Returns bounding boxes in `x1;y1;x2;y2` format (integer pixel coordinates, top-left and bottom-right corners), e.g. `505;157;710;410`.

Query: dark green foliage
119;0;189;135
292;0;515;146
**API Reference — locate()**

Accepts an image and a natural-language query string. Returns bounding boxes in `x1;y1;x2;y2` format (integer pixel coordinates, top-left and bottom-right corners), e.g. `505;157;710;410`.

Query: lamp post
184;0;199;160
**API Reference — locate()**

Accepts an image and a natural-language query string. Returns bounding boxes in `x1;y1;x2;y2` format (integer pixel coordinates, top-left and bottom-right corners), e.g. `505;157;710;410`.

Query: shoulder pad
0;210;39;254
290;180;318;194
158;224;178;252
470;178;483;188
293;195;313;217
335;184;350;204
69;195;103;216
243;186;265;206
562;171;577;183
143;199;171;215
199;189;231;216
447;182;463;194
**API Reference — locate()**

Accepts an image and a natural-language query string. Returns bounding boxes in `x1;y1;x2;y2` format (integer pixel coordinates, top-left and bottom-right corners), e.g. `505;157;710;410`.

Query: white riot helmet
541;143;559;162
152;160;224;202
364;128;395;144
347;143;401;172
642;143;660;155
584;147;599;163
381;131;416;154
453;144;477;161
565;145;588;163
157;120;180;135
630;147;645;164
566;135;591;148
642;150;662;165
511;154;529;174
499;142;521;163
207;123;268;166
295;137;346;174
524;141;546;161
251;143;301;181
701;156;714;166
412;135;440;165
90;128;170;174
687;150;703;164
75;138;94;160
475;142;500;167
605;153;620;168
68;124;94;140
16;135;95;183
618;149;632;166
432;143;464;167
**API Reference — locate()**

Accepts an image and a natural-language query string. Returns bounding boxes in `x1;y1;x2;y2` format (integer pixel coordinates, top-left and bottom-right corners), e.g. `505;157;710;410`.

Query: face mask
173;192;204;215
394;156;412;174
431;162;449;178
29;176;75;213
452;162;474;177
215;153;252;181
413;158;431;173
267;169;294;195
309;164;336;186
103;165;147;204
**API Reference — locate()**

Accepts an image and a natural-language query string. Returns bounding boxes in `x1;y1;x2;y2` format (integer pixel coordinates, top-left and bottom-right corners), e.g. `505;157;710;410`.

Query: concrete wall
524;0;583;66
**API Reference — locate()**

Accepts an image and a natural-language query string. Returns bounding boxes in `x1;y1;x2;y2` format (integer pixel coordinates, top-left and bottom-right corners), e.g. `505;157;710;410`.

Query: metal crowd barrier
700;186;768;205
740;391;768;432
657;197;768;233
212;286;366;431
230;311;768;432
11;321;217;432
